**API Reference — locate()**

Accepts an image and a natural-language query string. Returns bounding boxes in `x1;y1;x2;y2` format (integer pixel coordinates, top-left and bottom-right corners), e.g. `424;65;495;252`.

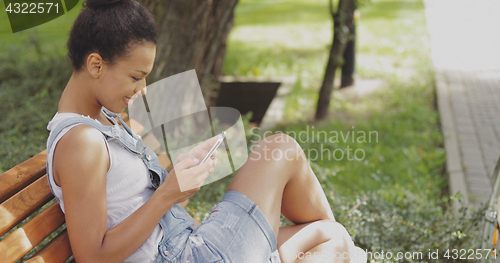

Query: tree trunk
137;0;239;106
315;0;356;121
340;22;356;88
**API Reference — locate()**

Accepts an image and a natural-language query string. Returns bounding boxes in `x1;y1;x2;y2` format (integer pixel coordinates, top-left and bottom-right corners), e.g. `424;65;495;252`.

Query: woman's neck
58;71;104;121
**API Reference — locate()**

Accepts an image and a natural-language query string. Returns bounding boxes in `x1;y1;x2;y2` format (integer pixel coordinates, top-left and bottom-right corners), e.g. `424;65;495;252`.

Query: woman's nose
136;86;147;96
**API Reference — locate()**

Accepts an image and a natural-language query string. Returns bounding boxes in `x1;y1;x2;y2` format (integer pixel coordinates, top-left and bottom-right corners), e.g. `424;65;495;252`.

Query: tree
315;0;356;121
137;0;239;106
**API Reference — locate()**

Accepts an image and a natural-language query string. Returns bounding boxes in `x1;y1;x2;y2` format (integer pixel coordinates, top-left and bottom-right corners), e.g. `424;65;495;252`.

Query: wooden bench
0;112;181;263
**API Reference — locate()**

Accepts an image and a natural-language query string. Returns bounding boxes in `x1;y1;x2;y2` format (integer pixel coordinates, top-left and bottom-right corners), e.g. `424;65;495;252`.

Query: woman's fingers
191;146;208;161
174;153;187;165
178;160;214;191
193;143;222;161
175;156;199;170
182;134;223;162
199;134;222;151
160;157;217;200
189;159;214;176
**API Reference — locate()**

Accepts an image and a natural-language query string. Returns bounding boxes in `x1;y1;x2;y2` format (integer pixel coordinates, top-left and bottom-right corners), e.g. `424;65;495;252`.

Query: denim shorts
153;190;281;263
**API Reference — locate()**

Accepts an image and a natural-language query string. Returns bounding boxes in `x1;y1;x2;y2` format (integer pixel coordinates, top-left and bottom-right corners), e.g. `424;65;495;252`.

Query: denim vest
46;107;196;247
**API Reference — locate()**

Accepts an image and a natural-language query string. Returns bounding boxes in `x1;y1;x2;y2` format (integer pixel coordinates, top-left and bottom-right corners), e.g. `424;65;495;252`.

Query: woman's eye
133;77;142;81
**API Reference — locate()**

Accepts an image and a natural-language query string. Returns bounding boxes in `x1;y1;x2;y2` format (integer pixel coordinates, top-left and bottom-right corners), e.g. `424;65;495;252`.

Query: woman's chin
105;104;125;114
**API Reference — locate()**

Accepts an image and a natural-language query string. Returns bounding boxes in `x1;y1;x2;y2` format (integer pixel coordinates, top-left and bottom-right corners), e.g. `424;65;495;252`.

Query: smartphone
200;131;226;164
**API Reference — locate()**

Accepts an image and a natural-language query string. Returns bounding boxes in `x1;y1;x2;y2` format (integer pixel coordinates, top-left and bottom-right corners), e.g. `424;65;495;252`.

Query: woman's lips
123;96;134;106
123;93;139;107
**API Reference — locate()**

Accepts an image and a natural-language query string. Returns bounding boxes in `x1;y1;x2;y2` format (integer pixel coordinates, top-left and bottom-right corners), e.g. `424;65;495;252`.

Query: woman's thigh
226;134;304;235
194;191;279;263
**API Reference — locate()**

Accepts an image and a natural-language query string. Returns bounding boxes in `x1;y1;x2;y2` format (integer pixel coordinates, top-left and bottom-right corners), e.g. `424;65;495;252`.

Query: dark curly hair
67;0;157;71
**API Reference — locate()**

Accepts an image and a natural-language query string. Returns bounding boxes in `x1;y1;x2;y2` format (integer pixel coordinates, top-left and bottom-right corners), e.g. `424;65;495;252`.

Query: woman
46;0;357;262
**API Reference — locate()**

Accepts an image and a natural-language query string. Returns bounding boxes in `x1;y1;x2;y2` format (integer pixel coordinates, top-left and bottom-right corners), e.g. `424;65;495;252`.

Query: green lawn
0;0;82;172
220;0;444;199
0;0;83;58
196;0;484;257
0;0;484;260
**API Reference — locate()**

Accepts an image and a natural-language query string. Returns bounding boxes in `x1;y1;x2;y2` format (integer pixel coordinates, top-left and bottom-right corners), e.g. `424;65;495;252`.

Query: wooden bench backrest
0;113;172;263
0;150;72;263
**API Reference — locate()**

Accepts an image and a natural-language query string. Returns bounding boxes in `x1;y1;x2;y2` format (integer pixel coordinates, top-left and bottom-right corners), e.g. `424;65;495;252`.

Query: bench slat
124;118;143;135
157;152;172;169
120;111;128;121
143;133;161;152
25;229;72;263
0;150;47;203
0;175;54;237
0;202;65;263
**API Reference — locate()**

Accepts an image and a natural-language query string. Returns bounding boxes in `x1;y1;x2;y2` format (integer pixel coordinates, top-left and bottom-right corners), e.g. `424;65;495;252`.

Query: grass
0;0;83;172
0;0;486;261
218;0;444;199
0;0;84;58
194;0;485;259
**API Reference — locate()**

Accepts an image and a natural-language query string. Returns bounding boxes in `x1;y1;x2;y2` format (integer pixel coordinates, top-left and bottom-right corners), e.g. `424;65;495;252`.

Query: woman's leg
277;220;353;263
227;134;350;261
227;133;333;234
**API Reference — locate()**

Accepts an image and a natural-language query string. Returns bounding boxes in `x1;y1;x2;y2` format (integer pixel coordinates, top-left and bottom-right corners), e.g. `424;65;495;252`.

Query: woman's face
96;42;156;113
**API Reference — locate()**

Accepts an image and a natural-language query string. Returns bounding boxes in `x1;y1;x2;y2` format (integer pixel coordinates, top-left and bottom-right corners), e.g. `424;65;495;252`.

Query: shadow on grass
223;40;328;76
234;0;330;27
360;0;424;20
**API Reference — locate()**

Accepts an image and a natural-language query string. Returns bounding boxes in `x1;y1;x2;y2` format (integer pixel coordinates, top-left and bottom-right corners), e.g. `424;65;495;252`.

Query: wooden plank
0;150;47;203
127;119;144;135
120;111;128;122
0;175;54;237
157;152;172;169
0;203;65;263
25;229;72;263
143;133;161;152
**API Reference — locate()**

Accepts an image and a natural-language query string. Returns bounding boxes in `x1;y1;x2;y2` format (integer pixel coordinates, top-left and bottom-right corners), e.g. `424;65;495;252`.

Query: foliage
0;42;71;173
0;0;488;261
268;72;486;261
221;0;486;260
333;191;486;262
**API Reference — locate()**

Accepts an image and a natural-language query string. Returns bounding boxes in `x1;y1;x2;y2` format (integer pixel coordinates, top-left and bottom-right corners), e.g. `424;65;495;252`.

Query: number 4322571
444;249;497;260
6;3;59;14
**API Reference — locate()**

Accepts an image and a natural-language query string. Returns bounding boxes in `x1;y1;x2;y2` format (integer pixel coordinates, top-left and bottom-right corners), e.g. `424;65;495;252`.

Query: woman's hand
158;153;218;204
174;134;222;165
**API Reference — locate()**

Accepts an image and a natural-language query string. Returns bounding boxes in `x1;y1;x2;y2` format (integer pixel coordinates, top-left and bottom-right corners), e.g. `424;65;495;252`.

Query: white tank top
46;111;163;263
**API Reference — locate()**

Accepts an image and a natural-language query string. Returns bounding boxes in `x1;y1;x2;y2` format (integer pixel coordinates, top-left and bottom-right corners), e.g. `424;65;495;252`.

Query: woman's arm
54;125;213;263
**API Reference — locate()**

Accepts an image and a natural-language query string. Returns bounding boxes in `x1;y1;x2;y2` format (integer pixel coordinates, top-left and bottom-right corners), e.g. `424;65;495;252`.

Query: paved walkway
425;0;500;209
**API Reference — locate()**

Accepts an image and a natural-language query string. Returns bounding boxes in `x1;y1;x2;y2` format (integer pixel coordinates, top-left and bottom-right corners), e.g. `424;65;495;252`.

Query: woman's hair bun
84;0;126;9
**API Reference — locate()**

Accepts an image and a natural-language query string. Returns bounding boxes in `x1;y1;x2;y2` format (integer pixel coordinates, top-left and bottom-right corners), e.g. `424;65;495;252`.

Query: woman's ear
87;53;104;78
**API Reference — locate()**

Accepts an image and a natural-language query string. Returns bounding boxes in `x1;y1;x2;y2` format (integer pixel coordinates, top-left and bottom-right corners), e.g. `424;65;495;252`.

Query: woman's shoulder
52;123;110;186
58;124;107;149
47;109;113;133
49;111;110;158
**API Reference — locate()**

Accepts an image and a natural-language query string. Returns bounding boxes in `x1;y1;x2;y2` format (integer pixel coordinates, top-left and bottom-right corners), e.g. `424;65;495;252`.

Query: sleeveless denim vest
46;107;196;248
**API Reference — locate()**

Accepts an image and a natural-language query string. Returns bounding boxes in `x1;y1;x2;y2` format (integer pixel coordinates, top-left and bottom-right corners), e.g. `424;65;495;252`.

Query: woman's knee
249;133;305;163
318;220;354;255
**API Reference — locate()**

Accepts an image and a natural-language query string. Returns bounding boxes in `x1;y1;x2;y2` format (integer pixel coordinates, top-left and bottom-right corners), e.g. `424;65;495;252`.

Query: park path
424;0;500;209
